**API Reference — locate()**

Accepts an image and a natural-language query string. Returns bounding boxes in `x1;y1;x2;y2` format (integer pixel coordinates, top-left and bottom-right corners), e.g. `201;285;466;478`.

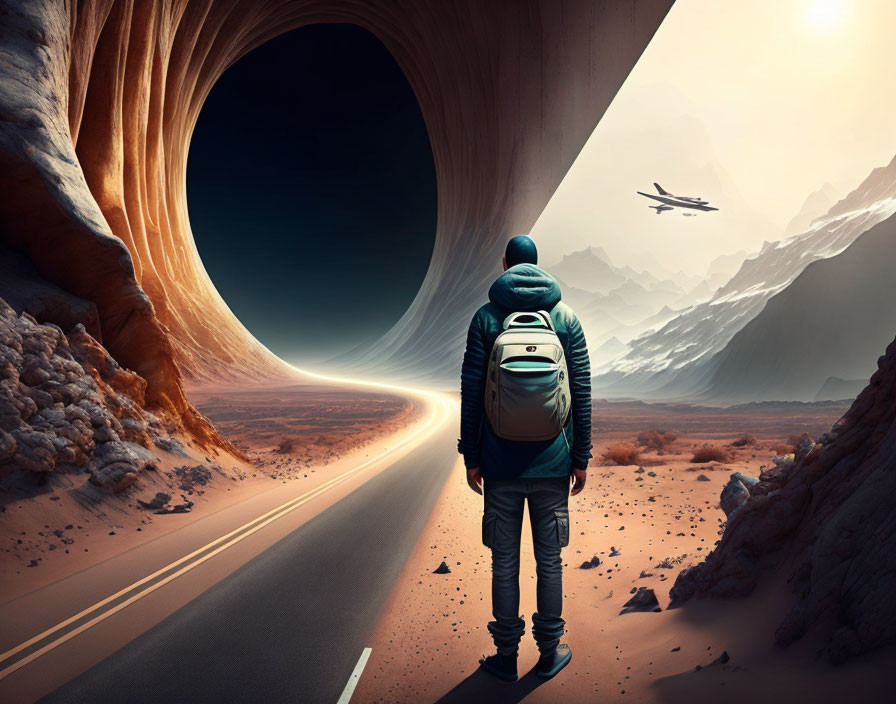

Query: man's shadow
435;668;548;704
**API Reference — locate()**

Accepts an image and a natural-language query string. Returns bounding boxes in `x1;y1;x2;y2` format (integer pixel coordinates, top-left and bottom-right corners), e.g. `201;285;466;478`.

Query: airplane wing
637;191;678;207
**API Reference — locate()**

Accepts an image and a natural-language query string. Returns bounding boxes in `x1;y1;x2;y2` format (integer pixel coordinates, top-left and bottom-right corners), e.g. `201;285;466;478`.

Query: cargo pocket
482;510;498;548
554;508;570;548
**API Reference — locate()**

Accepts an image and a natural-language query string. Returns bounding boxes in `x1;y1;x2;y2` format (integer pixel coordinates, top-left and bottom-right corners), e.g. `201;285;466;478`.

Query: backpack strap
502;310;555;331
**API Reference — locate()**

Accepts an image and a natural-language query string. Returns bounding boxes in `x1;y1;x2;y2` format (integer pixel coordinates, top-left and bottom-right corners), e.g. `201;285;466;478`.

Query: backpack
484;310;571;441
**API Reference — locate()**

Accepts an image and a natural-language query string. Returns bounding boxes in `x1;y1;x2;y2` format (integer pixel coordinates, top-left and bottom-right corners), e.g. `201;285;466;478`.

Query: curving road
1;384;457;704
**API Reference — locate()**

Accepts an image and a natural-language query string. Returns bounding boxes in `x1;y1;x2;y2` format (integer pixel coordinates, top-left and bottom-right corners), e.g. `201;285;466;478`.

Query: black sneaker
535;643;572;678
478;652;518;682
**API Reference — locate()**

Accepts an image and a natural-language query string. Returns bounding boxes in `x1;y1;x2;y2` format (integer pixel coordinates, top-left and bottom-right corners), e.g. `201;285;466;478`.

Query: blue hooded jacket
458;264;592;479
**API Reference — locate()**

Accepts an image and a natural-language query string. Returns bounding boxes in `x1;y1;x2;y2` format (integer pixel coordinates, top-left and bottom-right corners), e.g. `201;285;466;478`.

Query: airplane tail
654;182;669;196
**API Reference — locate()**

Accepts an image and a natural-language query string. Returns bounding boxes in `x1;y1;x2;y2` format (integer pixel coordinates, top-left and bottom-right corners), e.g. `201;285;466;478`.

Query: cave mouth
187;24;437;364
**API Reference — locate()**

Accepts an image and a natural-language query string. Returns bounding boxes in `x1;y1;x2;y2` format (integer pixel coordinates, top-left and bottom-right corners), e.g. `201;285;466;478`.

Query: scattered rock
696;474;711;482
175;464;212;490
137;492;171;510
579;555;601;569
155;496;194;514
153;436;188;457
433;561;451;574
720;476;751;518
620;587;661;614
610;546;621;557
87;441;158;493
711;650;730;665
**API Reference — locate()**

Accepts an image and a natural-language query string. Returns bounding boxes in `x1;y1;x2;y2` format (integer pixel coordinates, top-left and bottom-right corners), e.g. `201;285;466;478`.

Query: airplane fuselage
637;191;719;212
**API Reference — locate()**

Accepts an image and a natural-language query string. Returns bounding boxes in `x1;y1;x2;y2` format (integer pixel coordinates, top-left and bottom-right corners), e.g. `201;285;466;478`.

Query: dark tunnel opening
187;24;437;364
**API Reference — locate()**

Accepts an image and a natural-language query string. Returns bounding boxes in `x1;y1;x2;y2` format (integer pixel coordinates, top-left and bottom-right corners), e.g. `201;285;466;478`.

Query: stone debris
620;587;661;614
579;555;601;570
175;464;212;490
138;492;172;510
0;298;168;495
155;496;194;514
711;650;730;665
433;561;451;574
154;436;189;457
88;441;158;493
719;475;752;518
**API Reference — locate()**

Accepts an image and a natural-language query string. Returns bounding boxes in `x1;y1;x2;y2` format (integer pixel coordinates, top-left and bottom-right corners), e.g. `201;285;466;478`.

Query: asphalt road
40;421;458;704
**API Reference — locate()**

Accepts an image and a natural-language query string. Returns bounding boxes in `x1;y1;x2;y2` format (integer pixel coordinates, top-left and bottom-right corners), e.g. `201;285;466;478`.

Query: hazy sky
532;0;896;275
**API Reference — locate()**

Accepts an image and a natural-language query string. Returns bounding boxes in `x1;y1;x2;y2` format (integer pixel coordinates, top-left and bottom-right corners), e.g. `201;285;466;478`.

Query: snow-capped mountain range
547;246;741;354
592;153;896;398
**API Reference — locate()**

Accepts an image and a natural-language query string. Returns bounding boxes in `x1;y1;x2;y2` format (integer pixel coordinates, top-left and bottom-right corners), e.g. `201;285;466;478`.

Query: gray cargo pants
481;476;570;656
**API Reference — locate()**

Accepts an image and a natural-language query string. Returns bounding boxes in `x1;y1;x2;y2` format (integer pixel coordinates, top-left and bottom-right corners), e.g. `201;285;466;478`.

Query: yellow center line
0;379;456;681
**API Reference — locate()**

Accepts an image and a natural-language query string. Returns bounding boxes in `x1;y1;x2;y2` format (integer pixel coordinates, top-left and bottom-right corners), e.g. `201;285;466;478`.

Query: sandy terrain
356;399;892;703
0;381;418;602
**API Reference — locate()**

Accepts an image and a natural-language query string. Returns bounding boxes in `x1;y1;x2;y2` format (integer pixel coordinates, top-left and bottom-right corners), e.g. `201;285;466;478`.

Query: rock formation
0;1;673;445
670;336;896;663
0;296;241;492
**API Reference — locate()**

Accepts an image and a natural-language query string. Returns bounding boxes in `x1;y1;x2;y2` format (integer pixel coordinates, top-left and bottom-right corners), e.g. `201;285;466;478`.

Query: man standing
458;234;592;681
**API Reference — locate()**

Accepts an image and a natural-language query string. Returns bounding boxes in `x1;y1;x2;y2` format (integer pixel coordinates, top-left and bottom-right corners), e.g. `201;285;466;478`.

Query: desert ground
356;399;893;704
0;381;419;601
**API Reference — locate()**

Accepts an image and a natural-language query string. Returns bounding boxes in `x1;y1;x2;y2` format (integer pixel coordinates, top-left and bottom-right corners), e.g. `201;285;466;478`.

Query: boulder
720;477;751;518
138;492;172;510
621;587;661;614
175;464;212;490
87;441;158;493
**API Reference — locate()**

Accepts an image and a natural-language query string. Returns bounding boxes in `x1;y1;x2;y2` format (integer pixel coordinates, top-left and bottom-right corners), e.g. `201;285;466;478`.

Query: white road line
336;647;372;704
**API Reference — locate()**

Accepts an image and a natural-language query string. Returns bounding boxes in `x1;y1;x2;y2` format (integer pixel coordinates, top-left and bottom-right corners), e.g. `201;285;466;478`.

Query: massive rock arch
0;0;673;438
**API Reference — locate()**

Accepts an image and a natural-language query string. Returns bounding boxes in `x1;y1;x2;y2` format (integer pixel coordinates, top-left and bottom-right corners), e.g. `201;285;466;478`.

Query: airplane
649;204;674;214
637;183;719;213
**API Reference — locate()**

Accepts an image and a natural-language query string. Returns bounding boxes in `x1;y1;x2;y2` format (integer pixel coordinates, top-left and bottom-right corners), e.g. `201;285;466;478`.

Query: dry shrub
730;433;756;447
276;436;299;454
637;429;678;452
605;443;641;466
690;444;730;463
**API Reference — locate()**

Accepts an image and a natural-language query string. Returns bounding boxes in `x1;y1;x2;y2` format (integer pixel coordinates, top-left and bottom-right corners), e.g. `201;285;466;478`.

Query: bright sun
807;0;845;31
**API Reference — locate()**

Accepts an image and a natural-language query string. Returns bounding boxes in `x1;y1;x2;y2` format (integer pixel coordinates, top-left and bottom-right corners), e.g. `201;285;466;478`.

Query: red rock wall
0;1;672;430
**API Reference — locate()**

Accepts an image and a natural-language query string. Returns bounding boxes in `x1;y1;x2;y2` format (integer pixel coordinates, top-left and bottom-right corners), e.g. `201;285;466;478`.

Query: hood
488;263;561;311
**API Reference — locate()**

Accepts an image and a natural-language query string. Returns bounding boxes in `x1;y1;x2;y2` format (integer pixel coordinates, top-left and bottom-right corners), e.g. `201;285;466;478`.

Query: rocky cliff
670;333;896;662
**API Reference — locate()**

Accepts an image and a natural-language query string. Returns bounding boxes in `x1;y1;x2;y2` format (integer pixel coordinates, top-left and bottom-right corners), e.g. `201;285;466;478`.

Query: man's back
458;263;592;480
